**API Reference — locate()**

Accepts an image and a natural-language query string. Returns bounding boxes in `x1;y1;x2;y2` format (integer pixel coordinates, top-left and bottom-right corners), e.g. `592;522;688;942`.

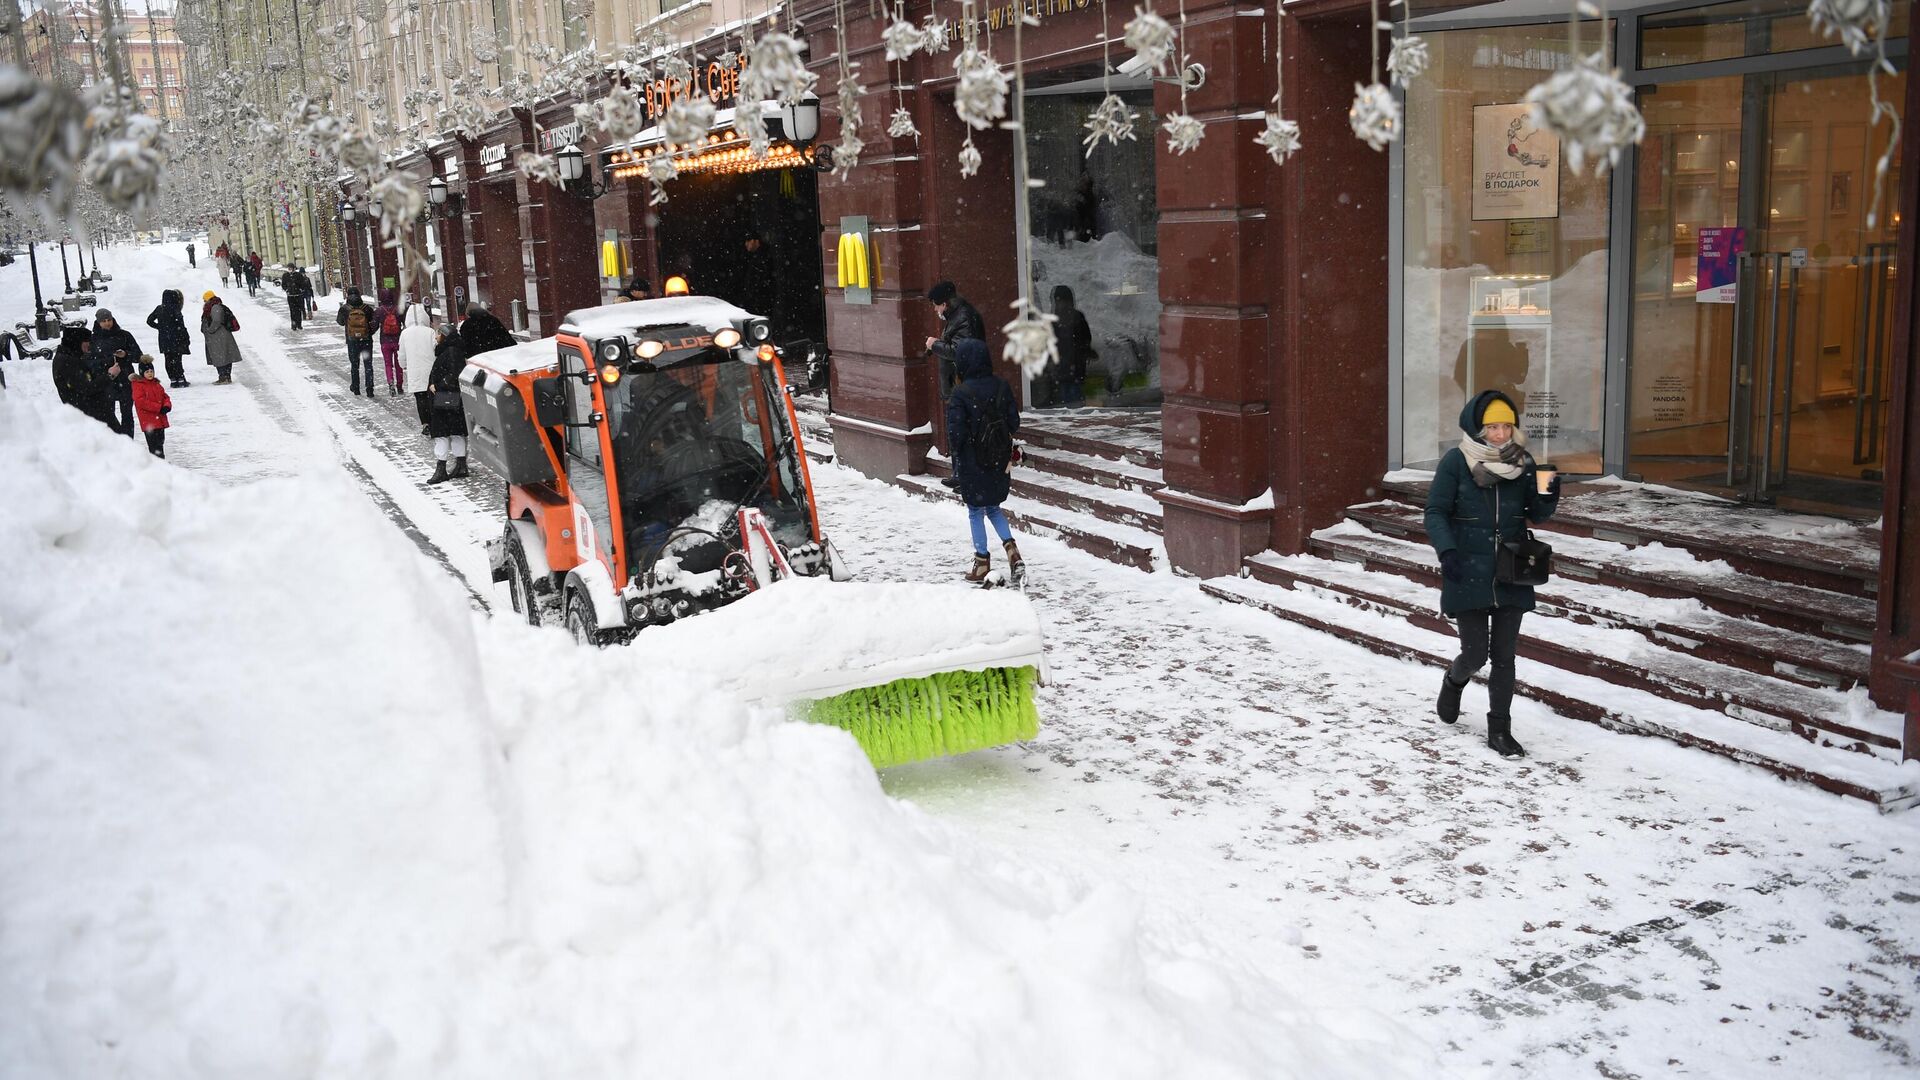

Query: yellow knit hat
202;290;216;301
1481;398;1517;427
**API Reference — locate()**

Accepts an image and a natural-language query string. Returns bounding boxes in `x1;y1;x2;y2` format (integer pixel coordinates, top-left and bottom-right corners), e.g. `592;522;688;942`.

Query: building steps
891;472;1162;570
1201;574;1920;812
924;448;1164;535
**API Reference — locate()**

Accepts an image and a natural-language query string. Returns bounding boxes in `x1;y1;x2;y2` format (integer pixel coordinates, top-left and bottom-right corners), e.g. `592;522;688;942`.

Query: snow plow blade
649;579;1047;767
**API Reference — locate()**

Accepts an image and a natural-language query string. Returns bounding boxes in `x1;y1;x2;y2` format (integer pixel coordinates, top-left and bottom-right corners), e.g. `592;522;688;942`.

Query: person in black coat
278;266;311;330
91;309;144;438
424;329;470;484
923;280;985;400
457;303;517;355
944;338;1025;584
1424;389;1561;759
1047;285;1094;406
145;289;193;387
51;325;113;426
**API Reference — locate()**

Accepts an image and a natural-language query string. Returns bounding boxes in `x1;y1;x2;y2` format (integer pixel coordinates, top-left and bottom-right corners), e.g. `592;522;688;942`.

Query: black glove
160;405;171;414
1545;473;1562;498
1439;550;1466;583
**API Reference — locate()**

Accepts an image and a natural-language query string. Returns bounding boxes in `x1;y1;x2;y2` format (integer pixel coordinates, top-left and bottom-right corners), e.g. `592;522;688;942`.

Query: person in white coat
399;302;438;433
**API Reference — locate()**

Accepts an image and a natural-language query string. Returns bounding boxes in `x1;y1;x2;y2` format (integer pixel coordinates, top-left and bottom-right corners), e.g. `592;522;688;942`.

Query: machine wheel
565;589;603;648
502;524;540;627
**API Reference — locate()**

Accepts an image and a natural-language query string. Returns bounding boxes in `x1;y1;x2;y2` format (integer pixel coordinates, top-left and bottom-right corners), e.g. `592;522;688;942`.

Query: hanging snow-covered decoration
831;0;865;180
889;106;920;139
591;83;649;145
1082;94;1138;155
85;108;167;217
1807;0;1889;56
1253;113;1302;165
263;45;292;73
1348;81;1401;151
647;157;677;206
884;17;927;61
952;47;1009;130
0;69;88;223
923;15;953;52
957;137;982;178
1001;298;1059;378
1387;35;1429;85
368;174;426;241
1162;112;1203;155
517;151;566;187
741;32;818;104
1524;51;1642;174
1123;7;1177;75
468;26;500;63
661;54;694;83
661;94;717;148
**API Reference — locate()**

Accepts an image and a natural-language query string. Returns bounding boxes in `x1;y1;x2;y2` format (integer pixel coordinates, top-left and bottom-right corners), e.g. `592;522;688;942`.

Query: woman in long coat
1424;389;1560;758
200;291;243;384
424;327;470;484
399;303;437;430
145;289;193;387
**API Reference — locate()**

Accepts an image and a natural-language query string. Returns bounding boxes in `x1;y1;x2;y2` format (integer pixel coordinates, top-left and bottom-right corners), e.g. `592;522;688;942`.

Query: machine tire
503;524;540;627
565;588;602;648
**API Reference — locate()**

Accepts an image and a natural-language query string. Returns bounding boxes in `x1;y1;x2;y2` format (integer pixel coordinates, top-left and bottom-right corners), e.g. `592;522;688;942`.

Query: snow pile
0;396;1431;1078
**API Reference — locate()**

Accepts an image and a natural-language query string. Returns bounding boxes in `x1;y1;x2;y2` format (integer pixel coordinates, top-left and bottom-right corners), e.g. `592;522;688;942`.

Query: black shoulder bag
1485;477;1554;586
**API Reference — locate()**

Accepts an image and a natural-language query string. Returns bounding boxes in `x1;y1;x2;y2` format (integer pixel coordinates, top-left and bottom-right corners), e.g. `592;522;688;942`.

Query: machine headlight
713;327;742;349
598;341;624;364
748;319;772;342
637;339;666;359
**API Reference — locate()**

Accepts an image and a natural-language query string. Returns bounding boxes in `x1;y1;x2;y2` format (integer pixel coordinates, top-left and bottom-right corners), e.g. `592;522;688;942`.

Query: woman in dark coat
145;289;193;387
457;303;516;355
424;328;470;484
1424;389;1560;758
1048;285;1093;406
943;338;1024;584
91;309;144;438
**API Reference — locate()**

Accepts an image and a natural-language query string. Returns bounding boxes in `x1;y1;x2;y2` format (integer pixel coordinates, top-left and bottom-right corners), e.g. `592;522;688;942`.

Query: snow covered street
5;246;1920;1077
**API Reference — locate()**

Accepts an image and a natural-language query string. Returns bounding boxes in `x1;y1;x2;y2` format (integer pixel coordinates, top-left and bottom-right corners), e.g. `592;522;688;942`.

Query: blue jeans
968;504;1012;556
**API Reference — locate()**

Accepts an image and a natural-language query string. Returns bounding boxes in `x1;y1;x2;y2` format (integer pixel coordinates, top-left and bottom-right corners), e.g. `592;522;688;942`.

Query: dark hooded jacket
458;306;516;355
145;290;192;355
943;338;1020;508
1423;390;1559;616
337;289;375;343
426;331;469;439
90;310;144;387
50;326;110;421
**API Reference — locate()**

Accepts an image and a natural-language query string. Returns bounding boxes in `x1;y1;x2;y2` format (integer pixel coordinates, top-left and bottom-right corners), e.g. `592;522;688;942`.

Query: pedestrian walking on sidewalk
374;288;404;395
279;265;312;330
51;325;115;427
145;289;193;388
186;242;196;268
215;245;231;288
200;291;242;384
92;309;144;440
399;302;436;432
244;252;263;297
945;338;1025;586
1425;389;1561;759
130;357;172;458
336;288;377;396
424;324;470;484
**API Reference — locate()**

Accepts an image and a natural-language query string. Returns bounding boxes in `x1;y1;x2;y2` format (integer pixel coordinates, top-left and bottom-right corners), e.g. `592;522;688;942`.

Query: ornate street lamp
339;201;357;224
778;99;821;144
428;176;448;208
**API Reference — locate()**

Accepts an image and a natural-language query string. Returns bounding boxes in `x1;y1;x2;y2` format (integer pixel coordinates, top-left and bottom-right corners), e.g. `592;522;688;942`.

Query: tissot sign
538;122;583;153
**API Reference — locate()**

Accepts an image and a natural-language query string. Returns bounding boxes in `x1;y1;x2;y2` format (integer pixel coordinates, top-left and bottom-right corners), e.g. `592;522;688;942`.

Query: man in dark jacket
91;309;144;438
245;252;263;296
279;266;311;330
186;242;196;267
923;280;985;400
51;325;114;427
944;338;1024;585
457;302;517;355
336;288;376;395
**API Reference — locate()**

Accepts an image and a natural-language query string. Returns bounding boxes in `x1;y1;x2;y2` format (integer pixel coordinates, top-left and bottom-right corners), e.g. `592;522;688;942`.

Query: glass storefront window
1640;0;1909;69
1400;25;1612;472
1023;82;1161;409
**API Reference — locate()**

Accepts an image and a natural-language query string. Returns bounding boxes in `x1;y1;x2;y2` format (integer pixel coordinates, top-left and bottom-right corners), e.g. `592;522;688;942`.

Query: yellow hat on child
202;290;215;301
1481;398;1517;427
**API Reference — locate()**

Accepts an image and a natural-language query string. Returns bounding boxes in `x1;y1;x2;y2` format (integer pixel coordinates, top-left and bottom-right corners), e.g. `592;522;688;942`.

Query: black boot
1437;671;1465;725
1486;715;1526;758
427;460;450;485
451;456;469;479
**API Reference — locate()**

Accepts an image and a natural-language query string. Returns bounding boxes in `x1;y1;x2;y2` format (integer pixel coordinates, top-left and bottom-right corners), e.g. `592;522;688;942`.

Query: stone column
519;137;601;334
1151;0;1278;578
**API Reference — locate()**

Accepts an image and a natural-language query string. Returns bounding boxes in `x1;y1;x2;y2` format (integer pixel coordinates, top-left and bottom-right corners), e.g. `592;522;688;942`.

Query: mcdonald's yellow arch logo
836;231;871;290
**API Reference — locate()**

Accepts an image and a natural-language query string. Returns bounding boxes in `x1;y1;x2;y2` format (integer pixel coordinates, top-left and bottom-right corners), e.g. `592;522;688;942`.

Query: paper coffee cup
1536;463;1558;495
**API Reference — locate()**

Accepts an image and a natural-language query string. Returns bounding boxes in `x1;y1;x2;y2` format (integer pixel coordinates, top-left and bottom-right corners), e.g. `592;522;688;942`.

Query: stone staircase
1203;477;1917;811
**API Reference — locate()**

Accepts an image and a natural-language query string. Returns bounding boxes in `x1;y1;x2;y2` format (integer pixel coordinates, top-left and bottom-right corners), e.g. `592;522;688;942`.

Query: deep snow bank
0;396;1432;1078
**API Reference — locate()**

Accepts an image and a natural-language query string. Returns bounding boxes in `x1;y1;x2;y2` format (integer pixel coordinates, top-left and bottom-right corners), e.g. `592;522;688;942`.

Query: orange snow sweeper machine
460;295;1046;767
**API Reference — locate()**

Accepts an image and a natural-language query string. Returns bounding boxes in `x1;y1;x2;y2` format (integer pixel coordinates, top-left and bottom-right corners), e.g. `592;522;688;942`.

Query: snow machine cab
466;296;848;643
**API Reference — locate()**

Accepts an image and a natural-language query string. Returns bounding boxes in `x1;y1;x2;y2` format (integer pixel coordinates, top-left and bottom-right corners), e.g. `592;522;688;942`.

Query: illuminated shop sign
479;142;509;174
643;54;750;120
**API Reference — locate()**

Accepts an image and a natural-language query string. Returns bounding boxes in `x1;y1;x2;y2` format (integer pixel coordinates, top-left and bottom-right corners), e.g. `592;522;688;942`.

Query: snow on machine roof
561;296;759;343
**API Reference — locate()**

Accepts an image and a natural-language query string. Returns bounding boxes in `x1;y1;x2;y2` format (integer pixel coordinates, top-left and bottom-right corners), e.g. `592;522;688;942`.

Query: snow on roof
562;296;759;341
466;336;559;377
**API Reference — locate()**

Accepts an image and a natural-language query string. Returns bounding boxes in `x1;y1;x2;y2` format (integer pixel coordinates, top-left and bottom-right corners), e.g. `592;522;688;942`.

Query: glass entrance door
1628;65;1903;510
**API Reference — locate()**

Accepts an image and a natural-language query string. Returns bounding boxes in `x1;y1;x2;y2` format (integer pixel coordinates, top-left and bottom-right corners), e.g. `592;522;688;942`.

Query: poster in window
1472;104;1560;221
1696;226;1744;304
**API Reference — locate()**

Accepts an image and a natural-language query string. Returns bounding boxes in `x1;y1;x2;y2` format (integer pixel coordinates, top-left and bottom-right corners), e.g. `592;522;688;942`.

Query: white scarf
1459;428;1530;487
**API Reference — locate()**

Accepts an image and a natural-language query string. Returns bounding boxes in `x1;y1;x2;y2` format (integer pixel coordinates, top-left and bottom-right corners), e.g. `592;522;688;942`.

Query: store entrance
653;165;827;353
1628;64;1903;513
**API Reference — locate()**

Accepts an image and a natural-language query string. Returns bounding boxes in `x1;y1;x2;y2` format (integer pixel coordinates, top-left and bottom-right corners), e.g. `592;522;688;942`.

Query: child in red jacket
130;357;172;458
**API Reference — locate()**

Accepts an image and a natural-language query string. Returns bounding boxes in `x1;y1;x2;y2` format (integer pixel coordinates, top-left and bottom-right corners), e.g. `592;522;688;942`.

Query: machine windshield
603;353;810;575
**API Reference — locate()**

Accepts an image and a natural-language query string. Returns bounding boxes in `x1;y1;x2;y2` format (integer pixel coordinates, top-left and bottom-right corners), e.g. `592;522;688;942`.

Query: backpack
381;309;400;336
227;309;239;332
960;382;1014;474
346;307;370;339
